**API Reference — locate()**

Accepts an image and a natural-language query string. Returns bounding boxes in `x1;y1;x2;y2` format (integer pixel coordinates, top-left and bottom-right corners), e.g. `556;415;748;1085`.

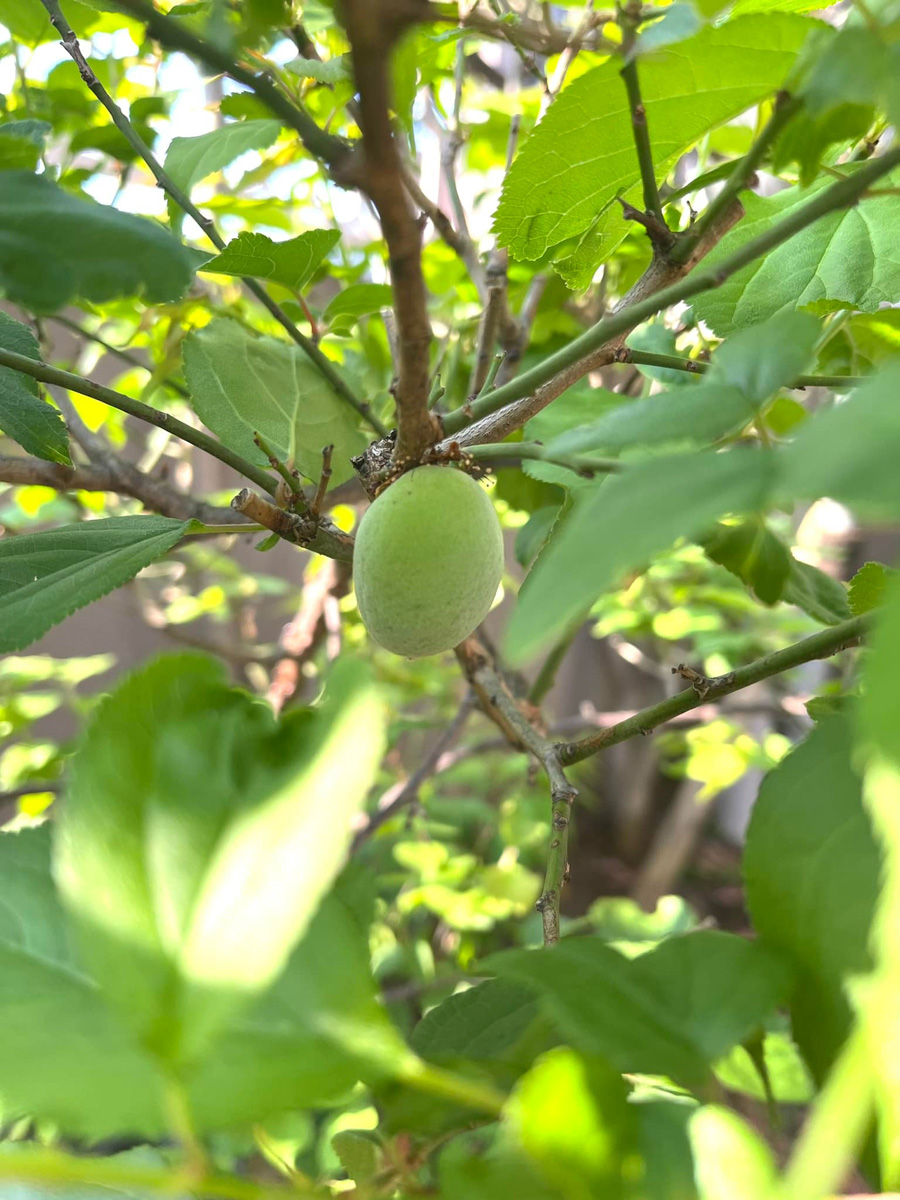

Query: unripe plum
353;465;504;657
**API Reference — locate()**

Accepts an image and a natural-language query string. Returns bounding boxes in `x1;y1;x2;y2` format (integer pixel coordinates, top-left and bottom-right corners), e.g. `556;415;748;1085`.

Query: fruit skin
353;465;504;657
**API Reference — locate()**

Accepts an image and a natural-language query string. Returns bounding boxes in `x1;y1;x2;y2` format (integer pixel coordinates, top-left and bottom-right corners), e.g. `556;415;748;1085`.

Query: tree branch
340;0;442;461
0;345;278;495
440;141;900;443
230;489;354;562
0;454;237;525
39;0;383;436
559;614;870;765
466;442;621;476
455;633;577;944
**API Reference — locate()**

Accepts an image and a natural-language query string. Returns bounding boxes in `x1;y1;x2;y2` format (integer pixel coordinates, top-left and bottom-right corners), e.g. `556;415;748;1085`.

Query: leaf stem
0;345;278;497
38;0;385;437
440;143;900;437
621;349;867;391
466;441;621;476
560;613;871;765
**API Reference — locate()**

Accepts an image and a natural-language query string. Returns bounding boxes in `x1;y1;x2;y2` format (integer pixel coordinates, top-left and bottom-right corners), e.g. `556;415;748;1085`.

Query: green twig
441;143;900;437
619;6;668;234
39;0;385;437
560;613;870;765
621;349;867;391
466;441;621;476
670;91;803;265
0;345;278;497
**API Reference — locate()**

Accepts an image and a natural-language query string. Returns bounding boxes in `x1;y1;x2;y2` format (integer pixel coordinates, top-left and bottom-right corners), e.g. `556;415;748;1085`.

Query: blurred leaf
548;384;754;458
514;505;561;568
163;120;281;230
744;715;880;1082
507;1048;637;1200
849;561;894;615
0;119;51;170
693;168;900;335
0;313;70;465
487;931;792;1090
506;449;776;664
493;15;810;286
0;516;190;654
0;827;397;1138
714;1030;813;1104
182;318;366;486
331;1131;381;1183
638;3;702;52
690;1106;776;1200
58;654;386;1064
781;365;900;519
701;519;790;605
201;229;340;292
286;55;350;83
0;172;196;313
439;1127;563;1200
708;312;819;403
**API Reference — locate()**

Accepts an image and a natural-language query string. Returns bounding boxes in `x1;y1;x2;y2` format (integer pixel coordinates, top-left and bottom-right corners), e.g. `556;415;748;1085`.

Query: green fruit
353;465;504;657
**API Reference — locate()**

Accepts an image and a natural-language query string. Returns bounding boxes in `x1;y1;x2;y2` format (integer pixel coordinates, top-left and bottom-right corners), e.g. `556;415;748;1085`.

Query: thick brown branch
340;0;441;461
231;489;354;562
0;454;236;525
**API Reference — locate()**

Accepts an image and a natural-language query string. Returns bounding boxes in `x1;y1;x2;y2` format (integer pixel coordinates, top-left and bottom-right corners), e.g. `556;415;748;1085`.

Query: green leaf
547;383;755;458
323;284;394;329
0;120;51;171
331;1131;381;1183
708;312;820;403
487;930;793;1090
163;120;281;230
505;449;776;664
201;229;340;292
782;557;852;625
182;318;366;487
849;561;894;615
0;313;70;465
701;518;791;605
58;654;386;1065
692;167;900;335
0;172;196;314
780;364;900;519
493;15;810;286
690;1106;777;1200
0;516;190;654
286;54;350;83
507;1047;637;1200
744;715;880;1082
0;827;398;1138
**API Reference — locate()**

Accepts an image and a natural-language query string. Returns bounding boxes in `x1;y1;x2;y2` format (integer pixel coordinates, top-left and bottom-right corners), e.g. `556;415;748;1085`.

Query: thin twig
619;348;867;391
39;0;383;436
440;142;900;441
340;0;441;461
267;558;352;714
669;90;802;265
402;164;485;291
455;634;577;944
619;3;669;240
309;444;334;521
352;695;476;850
559;614;870;765
0;345;277;496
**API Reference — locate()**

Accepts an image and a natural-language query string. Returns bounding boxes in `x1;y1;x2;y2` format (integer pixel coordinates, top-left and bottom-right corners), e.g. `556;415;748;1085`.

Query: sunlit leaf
163;120;281;230
0;313;70;465
201;229;340;292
